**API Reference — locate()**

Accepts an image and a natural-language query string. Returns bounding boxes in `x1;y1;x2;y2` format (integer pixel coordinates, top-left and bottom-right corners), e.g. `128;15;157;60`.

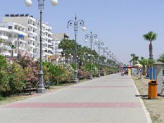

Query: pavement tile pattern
0;74;149;123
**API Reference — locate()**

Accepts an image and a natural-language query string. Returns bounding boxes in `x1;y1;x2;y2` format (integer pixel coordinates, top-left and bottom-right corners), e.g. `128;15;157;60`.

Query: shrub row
0;54;116;97
0;54;74;96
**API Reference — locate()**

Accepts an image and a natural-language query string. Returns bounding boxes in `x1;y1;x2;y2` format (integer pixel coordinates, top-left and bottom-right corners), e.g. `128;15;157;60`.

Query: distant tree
158;54;164;63
130;53;139;65
59;39;76;57
139;57;148;75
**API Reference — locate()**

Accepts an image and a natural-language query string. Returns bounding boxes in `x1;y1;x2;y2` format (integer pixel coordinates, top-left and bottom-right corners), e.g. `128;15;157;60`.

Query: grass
0;94;30;106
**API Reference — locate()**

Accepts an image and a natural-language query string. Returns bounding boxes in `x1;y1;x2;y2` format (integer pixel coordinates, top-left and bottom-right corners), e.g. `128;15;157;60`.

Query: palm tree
143;31;157;61
139;57;148;75
130;53;139;66
130;53;135;65
158;54;164;63
143;31;157;79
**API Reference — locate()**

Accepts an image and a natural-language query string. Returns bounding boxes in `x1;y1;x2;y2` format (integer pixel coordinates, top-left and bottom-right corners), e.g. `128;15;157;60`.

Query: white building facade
2;14;53;61
52;33;69;55
0;22;27;57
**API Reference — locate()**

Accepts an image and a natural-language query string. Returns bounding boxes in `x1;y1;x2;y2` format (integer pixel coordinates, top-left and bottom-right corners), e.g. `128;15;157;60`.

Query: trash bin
148;80;157;99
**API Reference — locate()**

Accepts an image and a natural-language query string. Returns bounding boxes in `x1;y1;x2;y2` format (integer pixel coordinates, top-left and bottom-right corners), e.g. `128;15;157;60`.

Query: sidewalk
0;74;150;123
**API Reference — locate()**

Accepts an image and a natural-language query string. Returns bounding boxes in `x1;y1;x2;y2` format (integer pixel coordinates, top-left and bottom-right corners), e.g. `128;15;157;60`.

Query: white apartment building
52;33;69;55
0;22;27;57
42;23;53;60
2;14;53;60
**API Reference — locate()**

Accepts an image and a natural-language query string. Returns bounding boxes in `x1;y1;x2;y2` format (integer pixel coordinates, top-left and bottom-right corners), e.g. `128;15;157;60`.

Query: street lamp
105;48;109;66
101;46;108;75
25;0;58;93
67;16;86;83
85;32;97;79
95;40;104;77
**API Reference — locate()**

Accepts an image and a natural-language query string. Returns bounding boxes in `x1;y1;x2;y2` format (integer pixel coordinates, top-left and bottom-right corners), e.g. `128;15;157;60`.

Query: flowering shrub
17;54;39;88
0;55;26;96
8;62;25;94
24;67;38;88
43;64;51;84
0;52;114;97
78;67;88;79
43;62;74;85
63;64;74;82
100;68;106;76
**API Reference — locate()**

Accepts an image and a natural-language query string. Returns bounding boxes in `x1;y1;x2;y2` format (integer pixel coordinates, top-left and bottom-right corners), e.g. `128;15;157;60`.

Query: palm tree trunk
149;41;153;80
143;65;146;75
149;41;153;60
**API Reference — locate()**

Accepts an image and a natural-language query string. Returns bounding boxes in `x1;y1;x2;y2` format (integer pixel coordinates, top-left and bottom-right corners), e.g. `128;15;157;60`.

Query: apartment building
42;23;53;60
0;22;27;57
52;33;69;55
2;14;53;60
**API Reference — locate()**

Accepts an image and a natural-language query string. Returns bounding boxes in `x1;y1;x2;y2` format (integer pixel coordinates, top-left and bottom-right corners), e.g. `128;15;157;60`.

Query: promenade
0;74;150;123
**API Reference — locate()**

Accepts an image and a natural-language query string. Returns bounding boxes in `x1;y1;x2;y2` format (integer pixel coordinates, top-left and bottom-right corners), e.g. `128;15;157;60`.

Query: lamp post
85;32;97;79
25;0;58;93
101;46;108;75
67;16;86;83
82;52;86;66
95;41;104;77
10;43;15;61
97;40;103;77
105;48;109;66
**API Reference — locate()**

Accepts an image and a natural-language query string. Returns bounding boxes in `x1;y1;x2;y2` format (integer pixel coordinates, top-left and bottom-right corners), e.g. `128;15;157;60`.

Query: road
0;74;151;123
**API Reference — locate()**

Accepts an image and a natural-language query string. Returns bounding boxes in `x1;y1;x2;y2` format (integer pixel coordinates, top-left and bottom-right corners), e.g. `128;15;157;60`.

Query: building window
8;34;12;38
8;26;12;29
14;26;17;30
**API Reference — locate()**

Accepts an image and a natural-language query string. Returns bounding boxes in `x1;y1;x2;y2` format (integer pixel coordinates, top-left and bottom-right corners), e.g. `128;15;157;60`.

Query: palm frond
143;31;157;42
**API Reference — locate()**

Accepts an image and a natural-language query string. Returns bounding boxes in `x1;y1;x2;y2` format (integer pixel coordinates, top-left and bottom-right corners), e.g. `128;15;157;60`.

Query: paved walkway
0;74;151;123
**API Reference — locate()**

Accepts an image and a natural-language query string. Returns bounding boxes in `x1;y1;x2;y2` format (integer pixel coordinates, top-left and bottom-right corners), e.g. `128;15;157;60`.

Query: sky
0;0;164;64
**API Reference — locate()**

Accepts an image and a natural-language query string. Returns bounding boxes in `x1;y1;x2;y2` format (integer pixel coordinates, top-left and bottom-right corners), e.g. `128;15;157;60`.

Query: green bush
43;62;56;85
8;62;25;94
0;95;4;100
43;62;74;85
51;65;71;85
70;63;75;70
0;55;10;95
85;63;91;72
0;55;27;96
0;55;8;69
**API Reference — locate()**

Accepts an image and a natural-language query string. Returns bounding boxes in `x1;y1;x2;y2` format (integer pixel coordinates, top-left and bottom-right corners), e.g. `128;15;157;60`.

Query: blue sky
0;0;164;63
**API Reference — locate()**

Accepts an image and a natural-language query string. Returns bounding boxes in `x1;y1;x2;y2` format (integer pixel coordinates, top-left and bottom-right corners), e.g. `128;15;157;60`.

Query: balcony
0;35;8;40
